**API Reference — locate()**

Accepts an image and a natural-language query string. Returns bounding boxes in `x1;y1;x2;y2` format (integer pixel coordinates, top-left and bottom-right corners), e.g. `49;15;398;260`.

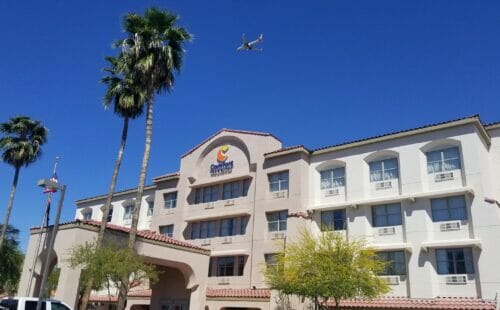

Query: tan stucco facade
19;118;500;309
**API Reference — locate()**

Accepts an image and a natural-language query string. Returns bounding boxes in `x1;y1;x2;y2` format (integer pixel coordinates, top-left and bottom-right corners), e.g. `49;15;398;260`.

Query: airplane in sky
236;33;264;51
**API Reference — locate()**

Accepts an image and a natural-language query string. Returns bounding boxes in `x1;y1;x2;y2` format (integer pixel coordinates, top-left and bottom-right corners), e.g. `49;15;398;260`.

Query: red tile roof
206;288;271;299
332;297;496;310
89;290;152;302
264;145;311;156
312;115;484;153
152;171;180;182
31;220;210;254
181;128;281;158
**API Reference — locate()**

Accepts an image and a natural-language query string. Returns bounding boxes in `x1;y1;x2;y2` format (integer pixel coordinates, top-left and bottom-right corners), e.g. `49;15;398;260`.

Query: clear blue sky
0;0;499;251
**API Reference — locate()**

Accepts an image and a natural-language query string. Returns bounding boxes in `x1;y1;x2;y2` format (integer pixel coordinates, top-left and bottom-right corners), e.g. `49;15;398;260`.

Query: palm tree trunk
0;166;20;251
117;100;153;310
80;117;129;310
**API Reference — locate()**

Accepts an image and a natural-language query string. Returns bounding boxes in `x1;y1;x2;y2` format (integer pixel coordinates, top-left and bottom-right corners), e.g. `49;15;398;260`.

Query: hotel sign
210;145;234;176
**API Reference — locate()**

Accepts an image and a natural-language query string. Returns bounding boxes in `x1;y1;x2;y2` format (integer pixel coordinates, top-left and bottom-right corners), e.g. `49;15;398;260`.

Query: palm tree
114;8;192;309
0;116;48;251
79;56;147;310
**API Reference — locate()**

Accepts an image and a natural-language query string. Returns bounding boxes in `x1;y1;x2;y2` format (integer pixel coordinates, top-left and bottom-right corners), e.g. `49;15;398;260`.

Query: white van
0;297;72;310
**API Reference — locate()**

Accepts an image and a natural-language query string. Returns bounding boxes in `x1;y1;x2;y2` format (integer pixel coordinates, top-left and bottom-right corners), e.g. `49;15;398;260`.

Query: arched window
369;158;398;182
426;147;461;174
320;167;345;189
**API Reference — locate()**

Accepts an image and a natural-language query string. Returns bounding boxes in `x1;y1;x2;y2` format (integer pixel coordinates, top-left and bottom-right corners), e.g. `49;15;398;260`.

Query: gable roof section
264;145;311;158
31;220;210;254
181;128;281;158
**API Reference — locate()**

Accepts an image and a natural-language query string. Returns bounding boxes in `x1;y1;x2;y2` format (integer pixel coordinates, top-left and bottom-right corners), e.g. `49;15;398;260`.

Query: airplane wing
236;45;245;51
241;33;247;44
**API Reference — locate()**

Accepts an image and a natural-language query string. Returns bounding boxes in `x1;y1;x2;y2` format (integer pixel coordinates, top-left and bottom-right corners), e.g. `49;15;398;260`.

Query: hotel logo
211;145;234;176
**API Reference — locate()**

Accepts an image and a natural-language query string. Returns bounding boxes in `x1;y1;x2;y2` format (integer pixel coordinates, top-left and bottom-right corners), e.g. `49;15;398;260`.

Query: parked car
0;297;72;310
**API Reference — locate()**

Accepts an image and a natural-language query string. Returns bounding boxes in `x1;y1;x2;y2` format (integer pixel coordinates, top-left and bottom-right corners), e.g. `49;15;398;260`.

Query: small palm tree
114;7;192;309
0;116;48;251
79;56;147;310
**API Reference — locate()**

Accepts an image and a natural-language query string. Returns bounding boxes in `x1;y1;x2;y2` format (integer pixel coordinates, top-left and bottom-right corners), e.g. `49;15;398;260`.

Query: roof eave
264;147;310;159
313;117;490;156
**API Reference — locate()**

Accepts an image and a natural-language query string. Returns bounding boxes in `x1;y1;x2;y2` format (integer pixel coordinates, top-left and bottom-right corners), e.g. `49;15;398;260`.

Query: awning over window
421;239;482;251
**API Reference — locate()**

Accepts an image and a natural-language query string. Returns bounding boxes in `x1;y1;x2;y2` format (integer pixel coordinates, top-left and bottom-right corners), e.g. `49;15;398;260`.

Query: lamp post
35;179;66;310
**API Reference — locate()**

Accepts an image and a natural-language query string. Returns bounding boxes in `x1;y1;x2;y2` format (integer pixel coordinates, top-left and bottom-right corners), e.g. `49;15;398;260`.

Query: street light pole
35;180;66;310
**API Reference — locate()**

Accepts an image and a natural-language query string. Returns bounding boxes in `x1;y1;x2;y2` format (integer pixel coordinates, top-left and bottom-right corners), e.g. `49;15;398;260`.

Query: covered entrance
18;220;211;310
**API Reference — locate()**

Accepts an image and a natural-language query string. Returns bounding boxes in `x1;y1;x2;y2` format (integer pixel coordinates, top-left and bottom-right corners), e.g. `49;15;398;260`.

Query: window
223;182;240;199
208;258;215;277
240;216;248;235
431;196;467;222
426;147;461;174
320;209;346;231
107;207;113;222
25;301;46;310
190;223;199;240
369;158;398;182
220;218;236;237
82;209;92;220
200;222;209;239
164;192;177;209
203;185;219;203
320;167;345;189
436;248;474;274
243;179;251;196
199;221;217;239
159;225;174;238
147;200;154;216
376;251;406;275
269;171;289;192
216;256;234;276
195;188;203;204
238;256;245;276
372;203;402;227
51;303;71;310
208;221;217;238
265;253;278;268
123;205;134;220
267;210;288;232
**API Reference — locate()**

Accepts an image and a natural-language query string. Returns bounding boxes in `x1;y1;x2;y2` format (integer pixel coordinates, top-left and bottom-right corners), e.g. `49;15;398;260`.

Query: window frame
369;157;399;182
82;209;93;220
106;207;113;223
431;196;468;222
268;171;289;192
159;224;174;238
320;209;347;231
436;248;474;275
123;205;134;220
376;251;406;276
426;146;461;174
320;167;346;190
216;256;235;277
266;210;288;232
163;192;177;209
372;203;402;227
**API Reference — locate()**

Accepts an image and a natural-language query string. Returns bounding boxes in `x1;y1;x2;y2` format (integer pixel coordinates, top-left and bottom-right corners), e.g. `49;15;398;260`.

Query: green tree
264;230;390;310
0;224;24;295
79;55;148;310
113;7;192;309
0;116;48;251
68;241;158;308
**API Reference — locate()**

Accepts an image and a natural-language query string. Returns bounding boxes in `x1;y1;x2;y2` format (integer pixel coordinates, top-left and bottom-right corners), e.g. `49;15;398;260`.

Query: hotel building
19;115;500;310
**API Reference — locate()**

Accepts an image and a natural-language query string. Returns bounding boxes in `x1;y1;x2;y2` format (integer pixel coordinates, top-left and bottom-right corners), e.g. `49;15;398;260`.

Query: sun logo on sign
217;145;229;163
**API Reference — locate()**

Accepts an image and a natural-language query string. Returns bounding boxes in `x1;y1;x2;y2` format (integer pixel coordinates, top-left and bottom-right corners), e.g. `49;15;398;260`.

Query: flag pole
26;157;60;296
